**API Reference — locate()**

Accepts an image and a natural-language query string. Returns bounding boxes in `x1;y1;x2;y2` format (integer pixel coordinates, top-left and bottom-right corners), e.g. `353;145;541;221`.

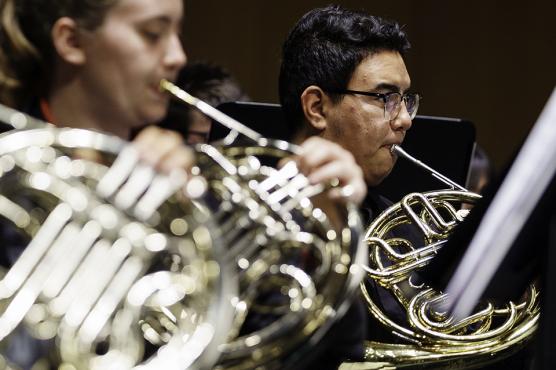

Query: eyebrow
140;16;172;27
373;83;411;94
138;16;183;36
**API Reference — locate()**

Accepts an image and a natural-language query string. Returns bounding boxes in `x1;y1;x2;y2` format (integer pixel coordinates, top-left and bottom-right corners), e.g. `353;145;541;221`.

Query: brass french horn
160;80;367;369
0;105;234;369
352;145;539;369
0;79;368;369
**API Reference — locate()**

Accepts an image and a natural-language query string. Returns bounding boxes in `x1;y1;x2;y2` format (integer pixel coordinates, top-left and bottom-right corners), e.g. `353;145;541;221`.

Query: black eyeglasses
329;89;421;120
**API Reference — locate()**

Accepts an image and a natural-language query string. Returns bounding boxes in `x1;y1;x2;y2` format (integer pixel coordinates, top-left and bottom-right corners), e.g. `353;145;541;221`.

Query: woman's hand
132;126;193;175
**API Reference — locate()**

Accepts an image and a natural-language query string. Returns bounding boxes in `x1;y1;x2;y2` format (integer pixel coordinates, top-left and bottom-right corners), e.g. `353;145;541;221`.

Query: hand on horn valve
295;136;367;205
132;125;194;175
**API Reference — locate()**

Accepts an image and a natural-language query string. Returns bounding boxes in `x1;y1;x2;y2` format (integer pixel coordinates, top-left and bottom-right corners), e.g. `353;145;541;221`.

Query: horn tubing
160;79;304;155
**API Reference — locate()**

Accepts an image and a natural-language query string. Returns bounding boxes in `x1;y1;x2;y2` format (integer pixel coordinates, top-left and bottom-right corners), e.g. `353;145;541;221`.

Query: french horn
0;104;234;370
0;78;367;369
351;145;539;369
160;80;367;369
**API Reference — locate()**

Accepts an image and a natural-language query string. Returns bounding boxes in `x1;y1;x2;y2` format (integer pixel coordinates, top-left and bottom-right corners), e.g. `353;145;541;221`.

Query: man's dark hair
279;5;411;132
174;61;248;107
159;61;248;135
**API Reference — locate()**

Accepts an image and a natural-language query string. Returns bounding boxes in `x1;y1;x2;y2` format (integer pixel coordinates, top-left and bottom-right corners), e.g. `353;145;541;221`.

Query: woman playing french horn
0;0;366;200
0;0;367;368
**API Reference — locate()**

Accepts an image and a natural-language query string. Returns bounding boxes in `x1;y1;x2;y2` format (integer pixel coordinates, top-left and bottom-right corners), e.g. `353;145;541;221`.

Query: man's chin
364;167;394;187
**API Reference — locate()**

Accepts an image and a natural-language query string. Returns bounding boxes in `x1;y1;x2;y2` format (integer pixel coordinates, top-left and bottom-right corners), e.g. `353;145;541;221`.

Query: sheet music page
446;87;556;319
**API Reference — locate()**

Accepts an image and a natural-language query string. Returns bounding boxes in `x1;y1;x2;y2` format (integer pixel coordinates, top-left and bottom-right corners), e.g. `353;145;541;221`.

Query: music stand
438;88;556;320
209;101;292;143
376;115;475;201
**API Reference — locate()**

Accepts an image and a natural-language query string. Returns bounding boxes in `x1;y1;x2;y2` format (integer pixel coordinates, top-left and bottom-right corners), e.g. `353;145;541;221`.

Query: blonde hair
0;0;117;108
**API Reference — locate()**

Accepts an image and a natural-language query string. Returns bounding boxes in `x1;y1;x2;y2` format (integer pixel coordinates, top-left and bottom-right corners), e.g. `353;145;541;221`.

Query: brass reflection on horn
0;104;233;370
160;79;368;369
356;146;539;369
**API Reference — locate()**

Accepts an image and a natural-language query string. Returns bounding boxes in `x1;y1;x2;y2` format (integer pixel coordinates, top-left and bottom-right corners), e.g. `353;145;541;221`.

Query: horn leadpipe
391;144;468;192
160;80;302;156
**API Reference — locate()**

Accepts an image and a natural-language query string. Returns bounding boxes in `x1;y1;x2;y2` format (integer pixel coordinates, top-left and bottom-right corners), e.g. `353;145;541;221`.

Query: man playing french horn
279;5;416;369
279;5;538;370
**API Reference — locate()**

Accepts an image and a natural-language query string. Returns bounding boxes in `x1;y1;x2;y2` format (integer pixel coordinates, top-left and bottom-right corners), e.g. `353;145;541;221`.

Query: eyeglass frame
327;89;421;120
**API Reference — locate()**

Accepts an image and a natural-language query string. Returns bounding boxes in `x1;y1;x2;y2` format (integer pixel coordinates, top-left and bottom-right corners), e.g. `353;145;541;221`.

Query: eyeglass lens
385;93;418;120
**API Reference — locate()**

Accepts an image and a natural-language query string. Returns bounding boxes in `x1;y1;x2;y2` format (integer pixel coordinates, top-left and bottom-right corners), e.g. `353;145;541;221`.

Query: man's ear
51;17;86;65
300;85;329;131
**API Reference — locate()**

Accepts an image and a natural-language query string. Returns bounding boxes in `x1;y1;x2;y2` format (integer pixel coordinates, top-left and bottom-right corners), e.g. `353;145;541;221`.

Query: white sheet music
446;87;556;319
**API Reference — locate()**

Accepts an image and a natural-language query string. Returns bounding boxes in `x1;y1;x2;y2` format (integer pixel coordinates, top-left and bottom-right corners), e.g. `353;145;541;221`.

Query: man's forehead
349;51;411;91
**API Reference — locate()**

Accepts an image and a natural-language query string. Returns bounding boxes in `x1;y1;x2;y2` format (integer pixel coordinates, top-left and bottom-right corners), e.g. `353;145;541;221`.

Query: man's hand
294;136;366;205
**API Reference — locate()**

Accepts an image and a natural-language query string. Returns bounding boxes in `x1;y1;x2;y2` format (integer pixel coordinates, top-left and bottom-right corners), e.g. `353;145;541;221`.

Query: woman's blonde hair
0;0;117;108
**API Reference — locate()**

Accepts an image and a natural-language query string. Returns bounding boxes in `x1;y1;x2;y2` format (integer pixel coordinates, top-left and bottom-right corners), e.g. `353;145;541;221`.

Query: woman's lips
150;85;170;101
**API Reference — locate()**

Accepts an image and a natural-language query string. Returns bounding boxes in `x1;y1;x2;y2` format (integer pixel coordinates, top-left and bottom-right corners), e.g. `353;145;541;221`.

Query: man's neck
291;123;320;145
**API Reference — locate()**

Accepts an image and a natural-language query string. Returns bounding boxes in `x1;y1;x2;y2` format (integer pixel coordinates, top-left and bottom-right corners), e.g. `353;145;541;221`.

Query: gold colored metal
0;85;367;370
0;104;232;370
358;157;540;368
161;80;367;369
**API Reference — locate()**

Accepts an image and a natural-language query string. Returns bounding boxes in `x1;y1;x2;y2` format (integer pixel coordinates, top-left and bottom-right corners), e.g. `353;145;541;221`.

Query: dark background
182;0;556;171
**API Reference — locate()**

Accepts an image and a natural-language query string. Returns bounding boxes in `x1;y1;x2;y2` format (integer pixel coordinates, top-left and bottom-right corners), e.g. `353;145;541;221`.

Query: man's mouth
384;143;400;152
